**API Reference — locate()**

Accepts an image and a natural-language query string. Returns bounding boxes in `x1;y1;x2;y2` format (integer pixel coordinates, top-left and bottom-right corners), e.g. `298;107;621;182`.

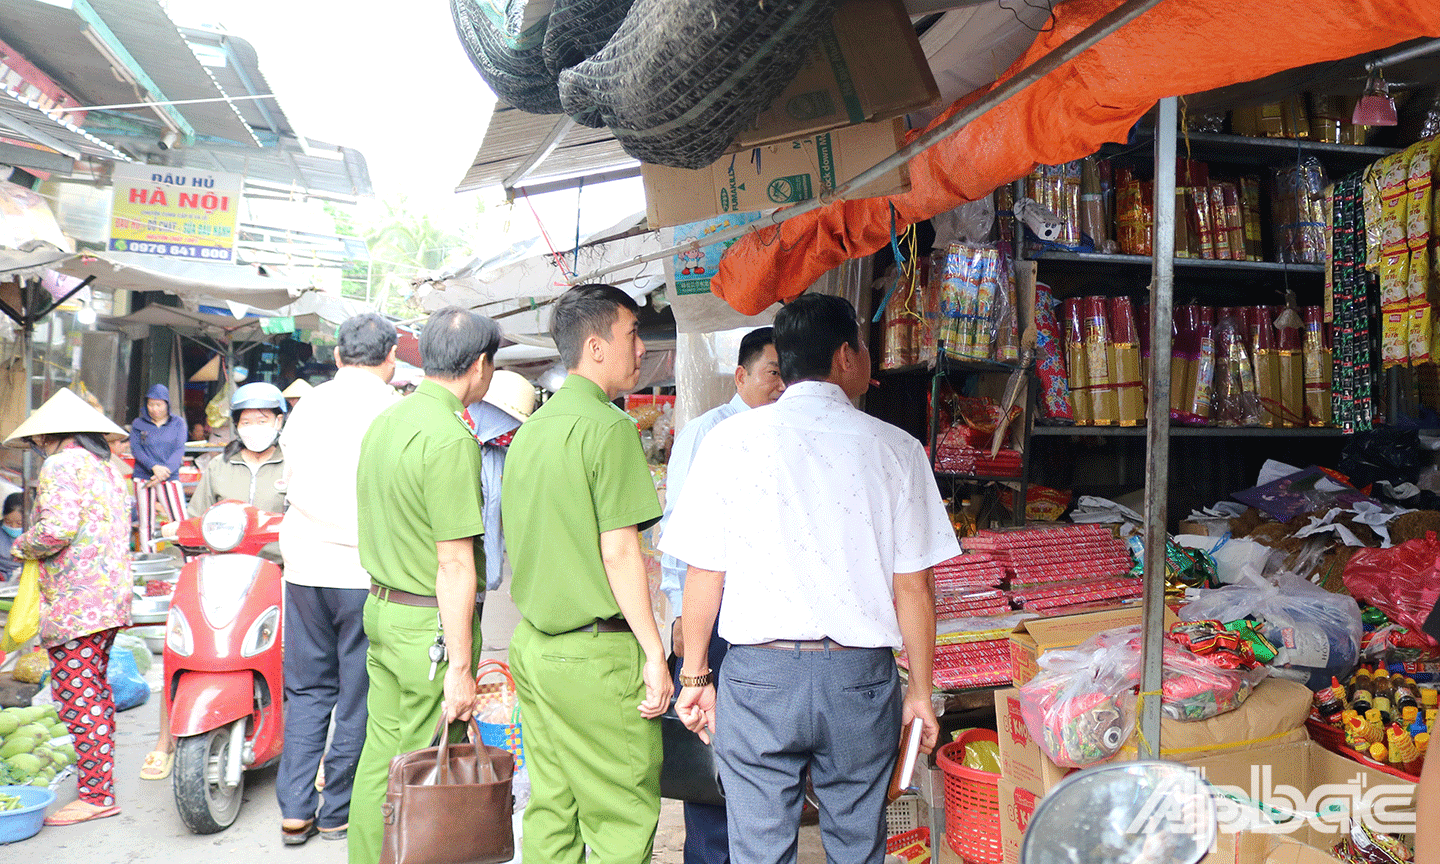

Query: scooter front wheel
173;723;245;833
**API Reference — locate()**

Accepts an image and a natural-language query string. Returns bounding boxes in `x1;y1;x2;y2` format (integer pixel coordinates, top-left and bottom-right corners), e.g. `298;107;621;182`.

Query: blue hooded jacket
130;383;186;481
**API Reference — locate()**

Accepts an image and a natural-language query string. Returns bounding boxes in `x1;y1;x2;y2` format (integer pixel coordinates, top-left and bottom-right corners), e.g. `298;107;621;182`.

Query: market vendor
0;492;24;583
129;383;188;552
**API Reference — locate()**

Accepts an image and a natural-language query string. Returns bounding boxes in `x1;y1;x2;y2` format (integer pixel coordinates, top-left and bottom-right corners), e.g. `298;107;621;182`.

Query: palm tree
327;195;484;316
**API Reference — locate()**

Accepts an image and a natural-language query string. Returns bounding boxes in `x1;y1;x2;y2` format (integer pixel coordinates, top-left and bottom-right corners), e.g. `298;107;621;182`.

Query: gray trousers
277;583;370;828
715;644;900;864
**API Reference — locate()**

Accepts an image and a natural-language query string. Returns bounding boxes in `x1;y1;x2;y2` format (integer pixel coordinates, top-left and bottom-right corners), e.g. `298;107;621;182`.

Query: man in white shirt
275;313;400;845
663;293;960;864
659;326;782;864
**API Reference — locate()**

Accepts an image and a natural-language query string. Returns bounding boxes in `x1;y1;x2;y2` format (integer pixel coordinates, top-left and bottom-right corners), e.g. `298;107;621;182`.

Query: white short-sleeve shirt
659;380;961;649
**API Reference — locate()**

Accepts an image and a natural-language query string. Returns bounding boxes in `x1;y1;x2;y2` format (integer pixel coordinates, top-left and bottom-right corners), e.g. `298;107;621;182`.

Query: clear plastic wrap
938;243;1003;361
1180;572;1363;690
1213;307;1262;427
1083;296;1117;425
1109;297;1144;426
1026;162;1083;247
1017;625;1265;768
1115;167;1153;256
1062;297;1093;425
1273;157;1330;263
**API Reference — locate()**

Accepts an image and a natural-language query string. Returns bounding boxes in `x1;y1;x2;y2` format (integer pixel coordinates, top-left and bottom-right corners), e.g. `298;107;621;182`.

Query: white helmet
482;370;536;423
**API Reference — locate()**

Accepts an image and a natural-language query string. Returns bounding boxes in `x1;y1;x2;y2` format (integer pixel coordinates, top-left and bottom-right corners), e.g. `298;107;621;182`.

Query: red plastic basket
1305;718;1419;780
936;730;1002;864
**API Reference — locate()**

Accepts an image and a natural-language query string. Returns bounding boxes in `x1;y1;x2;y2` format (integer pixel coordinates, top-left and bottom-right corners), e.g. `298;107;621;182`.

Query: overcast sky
164;0;646;259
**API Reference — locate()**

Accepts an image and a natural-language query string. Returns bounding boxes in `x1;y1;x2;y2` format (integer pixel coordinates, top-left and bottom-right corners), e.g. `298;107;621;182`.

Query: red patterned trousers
48;628;119;807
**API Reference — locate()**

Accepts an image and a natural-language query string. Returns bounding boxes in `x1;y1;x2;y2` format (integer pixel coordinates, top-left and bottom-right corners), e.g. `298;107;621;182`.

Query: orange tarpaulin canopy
711;0;1440;315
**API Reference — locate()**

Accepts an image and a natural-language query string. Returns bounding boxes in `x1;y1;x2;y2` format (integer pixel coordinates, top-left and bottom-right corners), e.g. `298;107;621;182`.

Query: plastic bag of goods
1180;572;1361;689
1017;626;1264;768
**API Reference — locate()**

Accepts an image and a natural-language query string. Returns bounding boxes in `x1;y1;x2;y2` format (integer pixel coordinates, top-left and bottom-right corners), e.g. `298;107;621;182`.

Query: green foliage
324;194;490;317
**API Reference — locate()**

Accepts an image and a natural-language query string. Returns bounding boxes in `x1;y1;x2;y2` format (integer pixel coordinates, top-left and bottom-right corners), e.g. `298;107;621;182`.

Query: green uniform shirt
502;374;661;634
357;379;485;595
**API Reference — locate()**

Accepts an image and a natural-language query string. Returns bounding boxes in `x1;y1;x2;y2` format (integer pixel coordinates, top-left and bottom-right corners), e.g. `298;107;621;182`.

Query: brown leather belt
752;638;857;651
553;617;631;636
370;583;484;610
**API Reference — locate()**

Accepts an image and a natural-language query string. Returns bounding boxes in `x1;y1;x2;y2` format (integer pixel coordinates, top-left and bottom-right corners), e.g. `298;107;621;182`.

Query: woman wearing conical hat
5;388;132;826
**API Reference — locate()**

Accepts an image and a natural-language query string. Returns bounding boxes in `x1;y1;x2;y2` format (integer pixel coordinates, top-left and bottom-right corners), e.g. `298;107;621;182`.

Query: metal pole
1138;96;1178;759
571;0;1167;286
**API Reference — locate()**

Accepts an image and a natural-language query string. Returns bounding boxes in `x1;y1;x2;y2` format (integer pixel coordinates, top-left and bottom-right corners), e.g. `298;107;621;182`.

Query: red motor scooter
164;500;285;833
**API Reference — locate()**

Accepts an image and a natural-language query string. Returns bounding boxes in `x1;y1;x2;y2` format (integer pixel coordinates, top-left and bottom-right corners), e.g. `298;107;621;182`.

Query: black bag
659;710;724;807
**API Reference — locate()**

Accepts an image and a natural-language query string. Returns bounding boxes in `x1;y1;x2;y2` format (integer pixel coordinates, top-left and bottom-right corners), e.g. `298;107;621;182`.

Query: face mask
238;425;278;452
2;525;20;539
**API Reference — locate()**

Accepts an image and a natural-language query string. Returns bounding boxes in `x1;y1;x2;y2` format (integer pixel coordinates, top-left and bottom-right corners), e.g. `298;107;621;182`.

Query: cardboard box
1188;739;1415;855
1008;606;1179;686
997;742;1413;864
996;688;1071;795
729;0;937;152
997;778;1040;864
642;119;909;228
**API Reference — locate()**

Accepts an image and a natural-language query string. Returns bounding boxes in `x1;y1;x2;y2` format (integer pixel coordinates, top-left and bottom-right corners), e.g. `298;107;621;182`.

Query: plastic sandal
282;818;318;846
318;823;348;841
44;802;121;826
139;750;173;781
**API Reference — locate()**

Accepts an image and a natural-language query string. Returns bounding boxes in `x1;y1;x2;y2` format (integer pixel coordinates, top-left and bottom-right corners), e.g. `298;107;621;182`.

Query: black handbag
659;710;725;806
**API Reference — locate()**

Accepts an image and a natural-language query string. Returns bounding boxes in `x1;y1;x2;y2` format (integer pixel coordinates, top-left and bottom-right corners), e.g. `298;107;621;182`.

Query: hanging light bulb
1353;66;1398;127
75;304;96;326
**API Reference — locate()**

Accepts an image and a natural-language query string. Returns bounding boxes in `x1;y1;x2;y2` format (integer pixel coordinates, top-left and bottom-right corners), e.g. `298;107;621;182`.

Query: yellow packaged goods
1060;298;1093;425
1406;140;1433;303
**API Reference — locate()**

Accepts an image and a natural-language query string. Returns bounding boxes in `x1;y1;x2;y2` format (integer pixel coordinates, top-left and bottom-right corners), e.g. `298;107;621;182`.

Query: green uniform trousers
348;595;482;864
510;618;662;864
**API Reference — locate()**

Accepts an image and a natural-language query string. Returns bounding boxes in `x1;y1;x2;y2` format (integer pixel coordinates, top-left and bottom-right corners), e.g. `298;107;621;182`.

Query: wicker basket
474;659;525;769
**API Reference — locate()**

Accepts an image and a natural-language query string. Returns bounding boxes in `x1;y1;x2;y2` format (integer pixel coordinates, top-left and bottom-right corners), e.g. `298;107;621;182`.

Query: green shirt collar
416;378;465;413
558;373;611;404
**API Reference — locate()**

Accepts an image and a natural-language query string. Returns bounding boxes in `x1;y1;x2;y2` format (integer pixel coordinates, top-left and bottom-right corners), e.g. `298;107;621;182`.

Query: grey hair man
350;307;501;864
274;312;400;845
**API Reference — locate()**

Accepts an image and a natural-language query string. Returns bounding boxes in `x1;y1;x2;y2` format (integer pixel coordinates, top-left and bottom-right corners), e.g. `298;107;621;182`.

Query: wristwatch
679;670;713;688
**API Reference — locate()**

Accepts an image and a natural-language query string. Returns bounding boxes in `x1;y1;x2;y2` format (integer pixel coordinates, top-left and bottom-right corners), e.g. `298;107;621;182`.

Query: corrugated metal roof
180;27;296;140
87;0;257;145
455;103;638;194
165;138;373;202
0;88;132;162
0;0;254;145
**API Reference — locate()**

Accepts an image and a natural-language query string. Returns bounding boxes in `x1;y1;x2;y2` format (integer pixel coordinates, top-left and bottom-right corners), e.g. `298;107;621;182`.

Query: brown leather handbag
379;716;516;864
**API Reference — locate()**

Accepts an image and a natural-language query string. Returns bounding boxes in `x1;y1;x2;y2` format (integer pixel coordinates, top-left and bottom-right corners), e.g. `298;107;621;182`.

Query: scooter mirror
1020;761;1217;864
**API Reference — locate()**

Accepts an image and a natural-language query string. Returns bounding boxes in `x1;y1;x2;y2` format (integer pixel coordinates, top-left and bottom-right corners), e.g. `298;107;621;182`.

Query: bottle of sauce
1313;677;1347;724
1372;670;1395;725
1395;675;1421;714
1349;669;1375;716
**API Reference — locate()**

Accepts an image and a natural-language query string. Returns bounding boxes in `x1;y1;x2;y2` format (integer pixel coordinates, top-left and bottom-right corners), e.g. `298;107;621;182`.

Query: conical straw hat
190;354;221;382
5;387;127;448
281;378;313;399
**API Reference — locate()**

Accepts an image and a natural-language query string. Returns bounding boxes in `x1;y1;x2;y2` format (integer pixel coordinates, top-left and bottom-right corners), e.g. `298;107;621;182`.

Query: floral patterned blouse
14;443;133;646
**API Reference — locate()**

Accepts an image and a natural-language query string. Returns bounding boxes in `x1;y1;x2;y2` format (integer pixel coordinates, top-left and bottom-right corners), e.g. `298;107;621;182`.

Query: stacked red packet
932;553;1005;591
962;525;1134;586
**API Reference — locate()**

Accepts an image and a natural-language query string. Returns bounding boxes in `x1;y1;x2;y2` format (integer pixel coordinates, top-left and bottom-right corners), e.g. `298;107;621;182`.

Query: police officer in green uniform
349;307;500;864
502;284;672;864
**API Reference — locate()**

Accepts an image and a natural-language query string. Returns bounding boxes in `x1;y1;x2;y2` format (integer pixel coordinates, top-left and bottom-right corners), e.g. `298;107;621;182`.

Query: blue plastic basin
0;784;56;844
